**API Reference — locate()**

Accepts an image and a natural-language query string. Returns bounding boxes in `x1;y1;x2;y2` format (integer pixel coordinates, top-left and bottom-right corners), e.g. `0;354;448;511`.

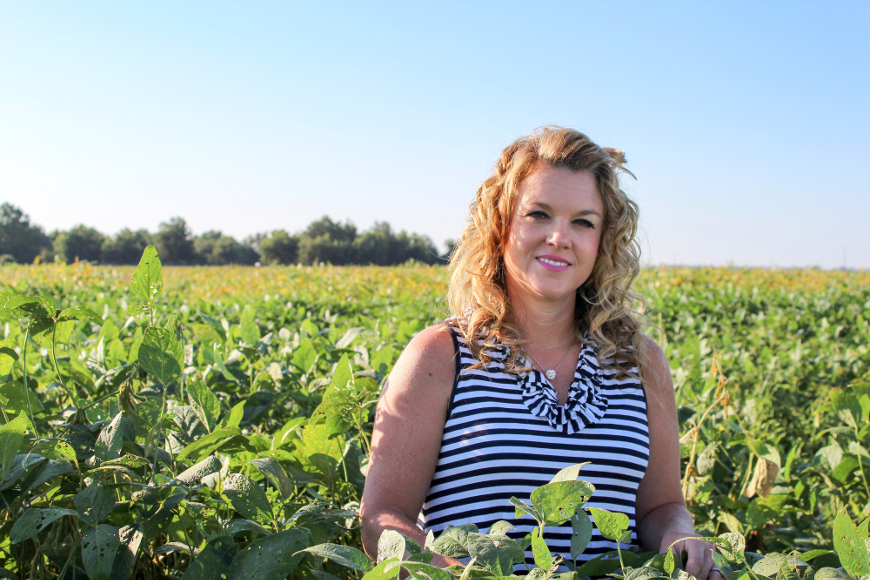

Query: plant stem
21;325;40;437
51;322;79;413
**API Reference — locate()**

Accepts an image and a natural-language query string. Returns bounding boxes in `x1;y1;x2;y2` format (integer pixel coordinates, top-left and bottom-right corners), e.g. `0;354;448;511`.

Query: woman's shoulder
404;322;457;362
386;322;458;399
637;335;674;401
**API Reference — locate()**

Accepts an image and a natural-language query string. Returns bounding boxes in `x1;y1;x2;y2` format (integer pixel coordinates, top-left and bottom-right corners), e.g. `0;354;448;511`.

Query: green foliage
0;257;868;579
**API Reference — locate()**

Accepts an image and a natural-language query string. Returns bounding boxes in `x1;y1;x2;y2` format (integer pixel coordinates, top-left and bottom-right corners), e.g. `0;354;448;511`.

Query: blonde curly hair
447;126;646;377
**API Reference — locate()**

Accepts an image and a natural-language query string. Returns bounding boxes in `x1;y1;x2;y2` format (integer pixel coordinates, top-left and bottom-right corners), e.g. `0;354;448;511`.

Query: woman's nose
546;222;570;247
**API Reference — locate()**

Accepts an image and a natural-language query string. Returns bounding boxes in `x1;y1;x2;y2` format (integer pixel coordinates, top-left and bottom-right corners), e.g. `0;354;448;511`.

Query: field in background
1;262;868;578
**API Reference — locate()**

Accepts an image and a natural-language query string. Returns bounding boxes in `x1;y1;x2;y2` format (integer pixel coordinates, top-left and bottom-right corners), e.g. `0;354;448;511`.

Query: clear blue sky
2;1;868;268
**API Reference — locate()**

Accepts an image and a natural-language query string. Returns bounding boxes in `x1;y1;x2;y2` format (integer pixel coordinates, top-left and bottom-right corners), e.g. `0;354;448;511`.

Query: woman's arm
635;337;720;580
359;324;464;567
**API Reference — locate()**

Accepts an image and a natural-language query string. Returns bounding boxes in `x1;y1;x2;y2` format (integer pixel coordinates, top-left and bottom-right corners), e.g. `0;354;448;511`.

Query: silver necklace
522;343;575;381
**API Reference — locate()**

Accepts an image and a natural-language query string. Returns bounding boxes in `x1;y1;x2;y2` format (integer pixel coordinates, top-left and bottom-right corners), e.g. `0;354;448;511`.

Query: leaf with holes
75;481;116;524
531;527;553;570
833;510;870;577
571;511;594;560
82;524;121;580
530;480;595;526
10;508;80;543
127;246;163;320
302;544;373;572
249;457;293;502
227;528;308;580
181;536;239;580
57;306;104;326
588;507;630;544
223;472;273;523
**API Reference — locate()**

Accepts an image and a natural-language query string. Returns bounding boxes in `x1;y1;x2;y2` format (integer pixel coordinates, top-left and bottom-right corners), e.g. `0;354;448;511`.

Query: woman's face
502;163;604;307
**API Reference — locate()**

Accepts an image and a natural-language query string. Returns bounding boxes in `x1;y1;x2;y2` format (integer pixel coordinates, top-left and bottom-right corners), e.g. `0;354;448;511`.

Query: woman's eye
574;219;595;228
526;211;548;220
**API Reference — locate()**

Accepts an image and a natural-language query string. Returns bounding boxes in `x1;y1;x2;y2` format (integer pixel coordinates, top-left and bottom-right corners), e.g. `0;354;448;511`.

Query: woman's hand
661;531;723;580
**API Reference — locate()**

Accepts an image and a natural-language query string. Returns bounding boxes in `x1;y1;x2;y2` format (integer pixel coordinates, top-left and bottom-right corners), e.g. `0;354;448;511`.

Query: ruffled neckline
518;340;609;434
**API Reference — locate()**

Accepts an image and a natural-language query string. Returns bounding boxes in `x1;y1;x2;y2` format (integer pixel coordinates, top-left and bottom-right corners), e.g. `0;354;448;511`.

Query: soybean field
1;253;869;580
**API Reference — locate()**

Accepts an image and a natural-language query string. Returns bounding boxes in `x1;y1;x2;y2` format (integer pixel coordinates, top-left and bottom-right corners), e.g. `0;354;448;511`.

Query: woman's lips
536;255;570;271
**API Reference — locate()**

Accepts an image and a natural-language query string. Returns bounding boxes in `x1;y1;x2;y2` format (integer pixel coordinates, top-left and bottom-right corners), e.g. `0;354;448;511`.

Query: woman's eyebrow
530;201;601;218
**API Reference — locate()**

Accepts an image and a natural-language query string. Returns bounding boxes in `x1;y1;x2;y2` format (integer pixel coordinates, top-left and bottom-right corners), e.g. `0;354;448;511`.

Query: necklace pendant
545;369;556;380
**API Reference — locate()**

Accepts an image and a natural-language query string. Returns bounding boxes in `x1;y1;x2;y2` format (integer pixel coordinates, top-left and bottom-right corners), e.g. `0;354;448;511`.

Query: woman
360;127;719;578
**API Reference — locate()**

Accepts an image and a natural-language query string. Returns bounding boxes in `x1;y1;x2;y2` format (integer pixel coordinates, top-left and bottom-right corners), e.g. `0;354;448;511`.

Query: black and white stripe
420;326;649;572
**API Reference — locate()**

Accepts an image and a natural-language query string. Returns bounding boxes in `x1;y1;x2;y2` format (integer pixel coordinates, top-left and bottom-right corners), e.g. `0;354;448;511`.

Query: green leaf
127;246;163;320
188;381;221;433
746;494;789;530
832;510;870;577
402;562;454;580
378;529;407;562
82;524;120;580
176;427;241;462
10;507;80;543
361;559;402;580
240;306;261;346
249;457;293;502
575;553;625;578
530;480;595;526
95;412;135;464
717;532;746;564
431;525;475;559
588;507;630;543
75;481;116;525
223;472;273;523
510;496;543;525
0;380;29;415
139;326;183;384
291;338;317;373
218;401;246;430
571;511;593;560
227;528;308;580
57;306;104;326
336;327;364;349
331;353;354;389
531;527;553;570
0;412;31;481
0;340;19;375
753;553;789;577
181;536;240;580
550;462;591;483
4;296;56;320
831;389;862;429
813;568;851;580
199;313;228;344
302;544;374;572
177;455;223;484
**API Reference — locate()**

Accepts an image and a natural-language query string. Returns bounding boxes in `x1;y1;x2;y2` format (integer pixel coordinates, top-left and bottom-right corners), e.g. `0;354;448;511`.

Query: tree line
0;203;450;266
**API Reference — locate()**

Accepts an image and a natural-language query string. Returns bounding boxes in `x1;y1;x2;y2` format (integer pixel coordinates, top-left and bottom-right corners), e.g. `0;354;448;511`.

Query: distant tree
194;231;258;265
155;217;197;265
0;203;51;263
297;216;358;265
354;222;439;265
354;221;393;265
53;225;105;263
102;229;153;265
259;230;299;265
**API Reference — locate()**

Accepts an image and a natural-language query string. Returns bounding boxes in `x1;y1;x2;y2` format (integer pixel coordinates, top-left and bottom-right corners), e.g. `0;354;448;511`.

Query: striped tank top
420;324;650;571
